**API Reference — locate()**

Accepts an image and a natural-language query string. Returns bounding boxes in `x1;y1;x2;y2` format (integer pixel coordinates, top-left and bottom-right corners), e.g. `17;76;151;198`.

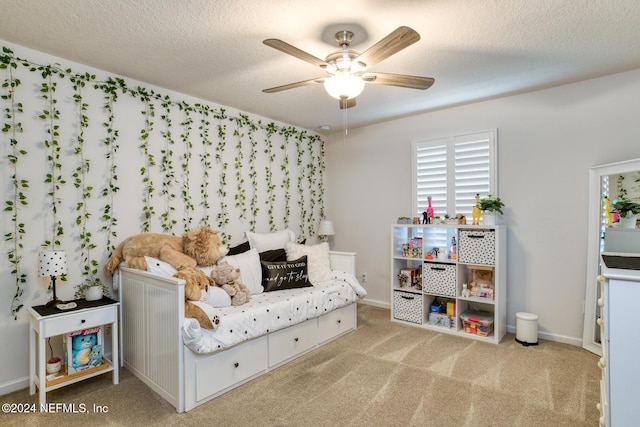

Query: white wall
325;68;640;344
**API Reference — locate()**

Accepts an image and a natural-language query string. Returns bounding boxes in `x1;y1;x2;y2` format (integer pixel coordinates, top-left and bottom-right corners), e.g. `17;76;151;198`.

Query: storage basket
460;310;494;336
422;263;456;296
393;291;422;324
458;229;495;265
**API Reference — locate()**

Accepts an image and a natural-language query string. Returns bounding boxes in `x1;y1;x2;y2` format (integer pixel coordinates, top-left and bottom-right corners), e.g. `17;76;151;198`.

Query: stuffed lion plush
104;227;228;275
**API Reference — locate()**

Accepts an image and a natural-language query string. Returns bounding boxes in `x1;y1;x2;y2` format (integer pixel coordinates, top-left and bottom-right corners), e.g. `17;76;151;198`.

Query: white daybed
117;250;364;412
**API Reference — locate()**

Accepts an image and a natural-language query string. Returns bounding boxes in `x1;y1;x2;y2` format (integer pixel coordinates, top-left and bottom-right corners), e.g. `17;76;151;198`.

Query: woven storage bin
393;291;422;324
458;229;496;265
423;263;456;296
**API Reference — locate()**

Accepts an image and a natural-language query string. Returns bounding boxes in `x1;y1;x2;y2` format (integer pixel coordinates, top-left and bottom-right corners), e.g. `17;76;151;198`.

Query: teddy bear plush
210;262;251;306
173;266;220;330
104;227;228;275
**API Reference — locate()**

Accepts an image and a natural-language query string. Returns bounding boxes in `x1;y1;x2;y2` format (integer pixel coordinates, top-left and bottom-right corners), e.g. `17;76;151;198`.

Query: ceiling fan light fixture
323;71;365;100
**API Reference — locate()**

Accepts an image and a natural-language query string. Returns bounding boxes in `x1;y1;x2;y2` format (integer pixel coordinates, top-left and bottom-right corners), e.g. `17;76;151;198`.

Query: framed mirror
583;158;640;355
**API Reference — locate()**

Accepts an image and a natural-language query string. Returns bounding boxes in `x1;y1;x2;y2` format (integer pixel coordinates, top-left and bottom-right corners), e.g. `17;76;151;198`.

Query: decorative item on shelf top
74;280;111;301
478;194;505;225
611;197;640;229
38;250;68;308
397;216;412;224
423;196;435;224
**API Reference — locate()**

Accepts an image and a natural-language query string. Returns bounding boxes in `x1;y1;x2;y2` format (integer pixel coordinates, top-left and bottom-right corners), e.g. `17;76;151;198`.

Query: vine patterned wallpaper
1;45;325;318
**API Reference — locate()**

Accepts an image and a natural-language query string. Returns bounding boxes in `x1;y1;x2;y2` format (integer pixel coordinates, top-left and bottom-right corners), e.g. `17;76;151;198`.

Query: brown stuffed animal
210;262;251;306
173;267;220;330
104;227;228;275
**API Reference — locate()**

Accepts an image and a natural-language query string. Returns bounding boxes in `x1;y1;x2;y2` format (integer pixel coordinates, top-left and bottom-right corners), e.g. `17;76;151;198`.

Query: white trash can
515;312;538;346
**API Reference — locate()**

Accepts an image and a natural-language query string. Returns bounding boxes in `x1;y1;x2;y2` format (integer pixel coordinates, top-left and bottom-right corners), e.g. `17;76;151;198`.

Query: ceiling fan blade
363;72;435;90
263;39;328;68
262;77;325;93
354;26;420;68
339;98;357;109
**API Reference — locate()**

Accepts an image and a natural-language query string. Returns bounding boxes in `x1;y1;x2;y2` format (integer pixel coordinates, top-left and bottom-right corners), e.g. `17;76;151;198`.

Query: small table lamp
39;250;68;308
318;220;335;245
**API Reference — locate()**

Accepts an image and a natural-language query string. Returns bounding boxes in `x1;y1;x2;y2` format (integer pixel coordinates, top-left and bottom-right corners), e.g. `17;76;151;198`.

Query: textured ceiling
1;0;640;133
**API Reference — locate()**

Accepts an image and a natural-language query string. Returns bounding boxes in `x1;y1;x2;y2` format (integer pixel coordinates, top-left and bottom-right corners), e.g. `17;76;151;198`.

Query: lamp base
45;297;62;309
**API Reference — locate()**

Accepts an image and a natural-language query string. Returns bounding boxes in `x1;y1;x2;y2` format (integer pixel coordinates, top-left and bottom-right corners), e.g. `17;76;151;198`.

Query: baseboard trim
360;298;390;309
506;325;582;347
0;376;28;397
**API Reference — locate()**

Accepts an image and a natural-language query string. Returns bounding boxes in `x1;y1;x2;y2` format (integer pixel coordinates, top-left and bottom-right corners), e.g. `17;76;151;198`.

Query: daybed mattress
182;271;366;354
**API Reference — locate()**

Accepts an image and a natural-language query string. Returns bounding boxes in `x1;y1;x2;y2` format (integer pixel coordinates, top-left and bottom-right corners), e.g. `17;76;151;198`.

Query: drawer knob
81;319;86;324
234;362;239;368
294;337;299;342
337;319;341;324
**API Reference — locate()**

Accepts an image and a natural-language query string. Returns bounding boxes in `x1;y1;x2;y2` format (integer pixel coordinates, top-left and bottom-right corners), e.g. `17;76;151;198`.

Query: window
412;130;497;219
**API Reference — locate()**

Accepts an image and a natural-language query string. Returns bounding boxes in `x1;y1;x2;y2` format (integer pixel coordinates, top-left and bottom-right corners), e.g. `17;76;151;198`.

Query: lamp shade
39;250;68;277
318;220;335;236
323;72;365;100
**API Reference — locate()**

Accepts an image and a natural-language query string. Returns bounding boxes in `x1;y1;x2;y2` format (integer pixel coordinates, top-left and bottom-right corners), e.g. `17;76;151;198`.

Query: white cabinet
28;299;120;407
390;224;506;344
598;258;640;427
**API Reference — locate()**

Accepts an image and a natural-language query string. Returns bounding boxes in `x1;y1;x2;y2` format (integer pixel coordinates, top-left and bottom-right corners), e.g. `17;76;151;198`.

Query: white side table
28;298;119;407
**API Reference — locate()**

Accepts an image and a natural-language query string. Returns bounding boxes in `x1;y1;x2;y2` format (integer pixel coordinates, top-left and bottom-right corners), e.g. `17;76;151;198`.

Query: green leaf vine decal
2;46;28;318
160;96;177;233
295;130;307;238
71;72;98;284
233;116;247;220
265;122;277;231
280;126;295;229
198;104;213;225
40;64;67;248
138;87;156;232
96;77;123;252
247;117;259;231
179;101;194;229
214;109;229;233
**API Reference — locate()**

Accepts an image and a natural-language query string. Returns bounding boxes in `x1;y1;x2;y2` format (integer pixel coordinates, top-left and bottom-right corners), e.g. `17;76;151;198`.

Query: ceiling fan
262;26;435;109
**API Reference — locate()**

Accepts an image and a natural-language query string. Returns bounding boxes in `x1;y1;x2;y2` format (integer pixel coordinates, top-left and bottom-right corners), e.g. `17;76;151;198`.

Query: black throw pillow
261;256;311;292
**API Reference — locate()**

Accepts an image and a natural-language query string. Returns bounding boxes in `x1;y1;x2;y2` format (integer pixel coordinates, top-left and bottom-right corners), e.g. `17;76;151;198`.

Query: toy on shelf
472;194;481;225
449;236;457;260
469;266;495;300
423;196;435;224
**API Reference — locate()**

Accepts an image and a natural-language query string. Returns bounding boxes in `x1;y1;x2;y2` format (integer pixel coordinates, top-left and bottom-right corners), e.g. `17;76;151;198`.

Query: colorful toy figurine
423;196;435;224
472;194;481;225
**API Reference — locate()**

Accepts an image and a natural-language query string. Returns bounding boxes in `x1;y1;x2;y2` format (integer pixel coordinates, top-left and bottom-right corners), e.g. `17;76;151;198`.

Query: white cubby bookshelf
390;223;507;344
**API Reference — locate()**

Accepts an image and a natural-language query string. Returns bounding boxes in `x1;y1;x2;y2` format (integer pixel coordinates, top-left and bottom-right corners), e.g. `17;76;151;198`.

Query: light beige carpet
2;304;600;426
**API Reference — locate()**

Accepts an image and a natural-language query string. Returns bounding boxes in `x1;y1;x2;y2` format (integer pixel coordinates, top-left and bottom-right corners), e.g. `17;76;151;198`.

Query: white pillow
224;248;263;294
207;286;232;307
245;229;295;253
285;242;332;284
145;256;178;276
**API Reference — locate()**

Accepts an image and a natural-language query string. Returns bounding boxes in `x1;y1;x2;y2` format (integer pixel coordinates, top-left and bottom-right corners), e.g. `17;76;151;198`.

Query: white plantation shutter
413;130;497;220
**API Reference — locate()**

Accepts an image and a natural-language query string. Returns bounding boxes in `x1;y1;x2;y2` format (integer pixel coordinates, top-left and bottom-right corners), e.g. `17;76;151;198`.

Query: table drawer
43;306;116;337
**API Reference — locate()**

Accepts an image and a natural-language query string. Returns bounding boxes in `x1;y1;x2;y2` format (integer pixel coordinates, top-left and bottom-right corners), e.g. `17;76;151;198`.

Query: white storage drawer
43;306;117;338
318;304;356;343
195;335;268;401
423;263;456;296
393;290;422;324
268;319;317;367
458;229;496;265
